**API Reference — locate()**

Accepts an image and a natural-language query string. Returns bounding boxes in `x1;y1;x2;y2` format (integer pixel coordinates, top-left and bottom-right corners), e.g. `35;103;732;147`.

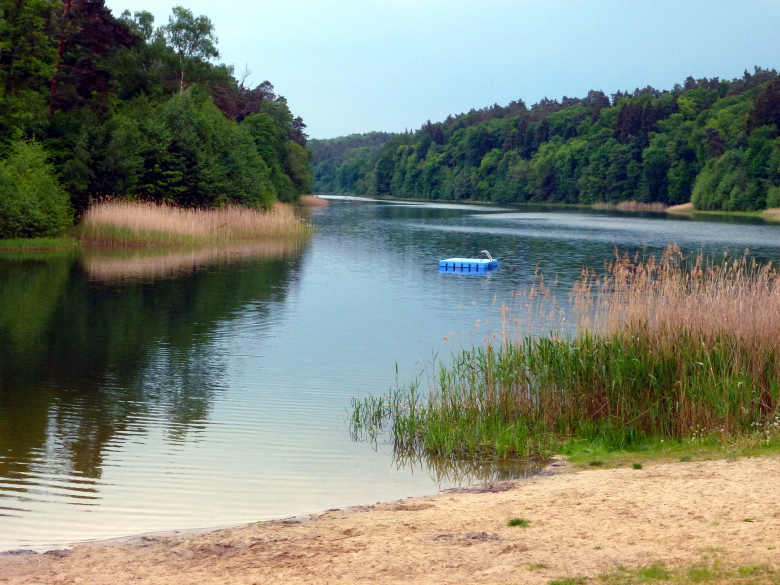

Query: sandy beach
1;455;778;584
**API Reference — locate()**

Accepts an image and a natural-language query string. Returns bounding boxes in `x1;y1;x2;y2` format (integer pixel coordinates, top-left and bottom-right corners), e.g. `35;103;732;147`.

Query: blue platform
438;258;498;271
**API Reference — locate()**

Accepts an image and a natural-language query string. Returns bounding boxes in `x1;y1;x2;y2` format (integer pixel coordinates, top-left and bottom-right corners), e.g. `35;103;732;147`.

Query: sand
1;456;778;584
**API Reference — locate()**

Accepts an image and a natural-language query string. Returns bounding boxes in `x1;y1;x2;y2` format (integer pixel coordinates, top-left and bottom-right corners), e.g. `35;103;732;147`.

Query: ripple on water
4;202;780;551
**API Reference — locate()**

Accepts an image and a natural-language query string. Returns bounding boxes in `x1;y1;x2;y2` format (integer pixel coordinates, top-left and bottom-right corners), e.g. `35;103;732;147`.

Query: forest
312;68;780;211
0;0;312;238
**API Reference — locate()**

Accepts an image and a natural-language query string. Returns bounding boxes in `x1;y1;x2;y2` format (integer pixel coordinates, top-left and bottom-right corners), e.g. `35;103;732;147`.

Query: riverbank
1;455;777;584
0;201;313;252
0;237;78;252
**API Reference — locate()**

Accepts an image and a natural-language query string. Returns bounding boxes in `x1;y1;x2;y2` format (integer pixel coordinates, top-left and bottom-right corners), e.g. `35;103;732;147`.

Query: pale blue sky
105;0;780;139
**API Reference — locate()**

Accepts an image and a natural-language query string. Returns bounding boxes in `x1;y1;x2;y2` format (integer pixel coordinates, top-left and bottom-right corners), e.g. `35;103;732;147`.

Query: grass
507;517;530;527
77;201;311;247
0;236;78;251
595;559;778;585
550;578;587;585
350;245;780;460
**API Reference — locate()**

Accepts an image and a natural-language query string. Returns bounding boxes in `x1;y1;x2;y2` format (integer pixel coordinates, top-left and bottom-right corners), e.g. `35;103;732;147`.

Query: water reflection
81;239;304;283
394;453;549;486
0;245;304;507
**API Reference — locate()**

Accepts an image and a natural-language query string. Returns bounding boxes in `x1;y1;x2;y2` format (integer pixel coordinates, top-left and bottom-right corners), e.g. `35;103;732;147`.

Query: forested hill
0;1;312;236
312;68;780;211
310;132;395;194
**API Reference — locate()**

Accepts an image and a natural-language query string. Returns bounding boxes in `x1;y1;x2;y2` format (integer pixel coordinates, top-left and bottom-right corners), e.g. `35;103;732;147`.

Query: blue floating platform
438;257;498;271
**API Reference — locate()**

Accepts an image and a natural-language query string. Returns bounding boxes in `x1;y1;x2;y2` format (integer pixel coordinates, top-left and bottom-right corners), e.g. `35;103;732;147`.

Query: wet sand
1;455;778;584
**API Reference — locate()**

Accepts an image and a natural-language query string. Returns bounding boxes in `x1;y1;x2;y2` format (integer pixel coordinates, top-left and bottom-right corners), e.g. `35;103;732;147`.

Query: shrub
0;141;73;238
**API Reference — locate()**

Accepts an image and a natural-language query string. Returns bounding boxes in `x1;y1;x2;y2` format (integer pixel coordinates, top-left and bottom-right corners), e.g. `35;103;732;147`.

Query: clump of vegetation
507;517;530;527
299;195;330;207
597;559;776;585
528;563;549;571
351;245;780;459
0;141;73;238
78;201;310;247
549;578;586;585
633;463;643;470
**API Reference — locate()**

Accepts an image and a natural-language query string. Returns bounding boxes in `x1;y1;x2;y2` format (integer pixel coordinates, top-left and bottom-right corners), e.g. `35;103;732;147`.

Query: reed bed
299;195;330;207
78;201;311;247
351;245;780;459
666;202;695;213
593;201;668;212
763;207;780;221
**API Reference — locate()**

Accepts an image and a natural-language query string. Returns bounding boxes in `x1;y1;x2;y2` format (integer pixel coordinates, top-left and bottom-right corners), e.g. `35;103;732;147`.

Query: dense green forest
0;0;312;237
312;68;780;211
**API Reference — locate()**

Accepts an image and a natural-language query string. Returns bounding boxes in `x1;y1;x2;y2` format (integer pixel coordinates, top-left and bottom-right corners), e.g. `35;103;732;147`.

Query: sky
104;0;780;139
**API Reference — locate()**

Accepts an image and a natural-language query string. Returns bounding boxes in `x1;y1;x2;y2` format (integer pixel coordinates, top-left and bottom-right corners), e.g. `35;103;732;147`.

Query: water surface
2;200;780;550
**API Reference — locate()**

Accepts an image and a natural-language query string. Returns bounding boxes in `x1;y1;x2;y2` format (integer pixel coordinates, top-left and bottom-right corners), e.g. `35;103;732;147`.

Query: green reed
351;246;780;459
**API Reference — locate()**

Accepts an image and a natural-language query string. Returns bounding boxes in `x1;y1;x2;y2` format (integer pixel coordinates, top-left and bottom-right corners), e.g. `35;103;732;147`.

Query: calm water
3;200;780;551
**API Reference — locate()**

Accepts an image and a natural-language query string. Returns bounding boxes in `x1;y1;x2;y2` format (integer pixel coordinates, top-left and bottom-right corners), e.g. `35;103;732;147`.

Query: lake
2;199;780;551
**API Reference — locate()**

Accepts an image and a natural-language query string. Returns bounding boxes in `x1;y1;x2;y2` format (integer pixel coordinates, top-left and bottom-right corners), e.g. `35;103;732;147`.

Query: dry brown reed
573;244;780;352
763;207;780;221
299;195;329;207
593;201;668;212
666;202;695;213
79;201;311;247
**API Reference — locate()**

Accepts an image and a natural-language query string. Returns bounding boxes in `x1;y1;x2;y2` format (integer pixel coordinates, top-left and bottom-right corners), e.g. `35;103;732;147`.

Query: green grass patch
596;559;778;585
507;517;530;527
350;333;780;461
0;237;78;251
549;578;586;585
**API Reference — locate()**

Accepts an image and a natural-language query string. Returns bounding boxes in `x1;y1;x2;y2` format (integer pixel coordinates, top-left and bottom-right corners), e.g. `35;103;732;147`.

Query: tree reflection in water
0;242;304;503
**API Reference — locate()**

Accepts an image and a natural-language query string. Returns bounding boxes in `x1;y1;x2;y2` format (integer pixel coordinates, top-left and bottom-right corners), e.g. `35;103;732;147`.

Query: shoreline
2;455;778;584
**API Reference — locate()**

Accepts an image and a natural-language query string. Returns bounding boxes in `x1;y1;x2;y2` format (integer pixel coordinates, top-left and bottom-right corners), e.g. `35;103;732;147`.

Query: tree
0;140;73;237
0;0;57;137
163;6;218;92
49;0;137;115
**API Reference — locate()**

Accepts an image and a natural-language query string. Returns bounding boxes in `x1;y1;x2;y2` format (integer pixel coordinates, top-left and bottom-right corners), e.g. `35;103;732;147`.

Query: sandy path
1;456;778;584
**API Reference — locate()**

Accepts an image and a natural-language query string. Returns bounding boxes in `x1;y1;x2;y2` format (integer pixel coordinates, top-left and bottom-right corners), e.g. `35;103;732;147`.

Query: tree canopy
312;69;780;212
0;1;312;236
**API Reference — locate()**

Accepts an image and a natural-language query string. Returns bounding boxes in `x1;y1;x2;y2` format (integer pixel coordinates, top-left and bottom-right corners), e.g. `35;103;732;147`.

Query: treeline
0;1;312;237
312;68;780;211
310;132;395;194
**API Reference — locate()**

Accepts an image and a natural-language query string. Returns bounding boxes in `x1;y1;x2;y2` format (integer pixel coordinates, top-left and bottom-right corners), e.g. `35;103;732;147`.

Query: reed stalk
351;245;780;459
78;201;311;247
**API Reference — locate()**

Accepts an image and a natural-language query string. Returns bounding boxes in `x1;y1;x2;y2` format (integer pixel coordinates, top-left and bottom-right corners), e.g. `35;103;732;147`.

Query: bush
0;141;73;238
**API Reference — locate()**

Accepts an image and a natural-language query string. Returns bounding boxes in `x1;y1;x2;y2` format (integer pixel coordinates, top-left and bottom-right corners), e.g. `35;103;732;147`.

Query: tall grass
299;195;330;207
78;201;311;247
351;245;780;459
